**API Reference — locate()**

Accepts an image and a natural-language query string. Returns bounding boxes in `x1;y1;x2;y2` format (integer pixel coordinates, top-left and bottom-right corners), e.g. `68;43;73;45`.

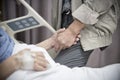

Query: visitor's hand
74;34;81;45
50;28;66;48
54;28;79;51
54;19;84;51
15;49;49;71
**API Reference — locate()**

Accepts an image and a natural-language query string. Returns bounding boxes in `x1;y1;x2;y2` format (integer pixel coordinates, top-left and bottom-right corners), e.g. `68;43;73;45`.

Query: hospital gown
7;44;120;80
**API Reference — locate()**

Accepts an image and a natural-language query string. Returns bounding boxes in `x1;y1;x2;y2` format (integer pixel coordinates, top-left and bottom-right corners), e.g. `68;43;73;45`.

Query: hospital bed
0;0;56;57
0;0;55;44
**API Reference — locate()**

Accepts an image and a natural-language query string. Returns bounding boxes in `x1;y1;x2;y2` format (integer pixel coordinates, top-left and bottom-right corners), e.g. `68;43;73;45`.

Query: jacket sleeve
72;0;114;25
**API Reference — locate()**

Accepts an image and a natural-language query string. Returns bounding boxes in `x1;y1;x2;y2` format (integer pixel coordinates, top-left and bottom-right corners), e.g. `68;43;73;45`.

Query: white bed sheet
7;44;120;80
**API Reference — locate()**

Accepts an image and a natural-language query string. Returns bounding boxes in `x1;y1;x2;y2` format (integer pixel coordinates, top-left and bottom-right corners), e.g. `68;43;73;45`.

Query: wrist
13;55;21;70
36;37;54;50
48;37;55;48
68;19;84;35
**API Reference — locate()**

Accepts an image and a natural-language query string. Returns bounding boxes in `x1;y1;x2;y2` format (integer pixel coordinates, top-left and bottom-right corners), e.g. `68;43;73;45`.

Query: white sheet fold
7;44;120;80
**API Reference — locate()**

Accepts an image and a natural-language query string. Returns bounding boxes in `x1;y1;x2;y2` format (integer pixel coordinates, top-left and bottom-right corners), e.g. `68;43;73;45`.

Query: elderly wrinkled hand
14;49;49;71
53;20;84;52
54;28;80;51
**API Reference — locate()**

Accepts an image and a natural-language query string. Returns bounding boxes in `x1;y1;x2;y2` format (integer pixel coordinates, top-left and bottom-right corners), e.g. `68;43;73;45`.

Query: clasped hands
52;19;83;51
52;28;80;52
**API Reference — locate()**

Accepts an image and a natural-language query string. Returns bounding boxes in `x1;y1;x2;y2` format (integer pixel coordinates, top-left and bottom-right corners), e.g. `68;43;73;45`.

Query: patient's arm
0;49;49;80
36;28;65;50
36;38;54;50
0;55;20;80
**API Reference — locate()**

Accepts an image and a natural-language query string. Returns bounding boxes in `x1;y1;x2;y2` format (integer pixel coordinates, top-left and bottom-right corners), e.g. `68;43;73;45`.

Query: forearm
68;19;84;35
72;0;114;25
36;38;54;50
0;56;19;80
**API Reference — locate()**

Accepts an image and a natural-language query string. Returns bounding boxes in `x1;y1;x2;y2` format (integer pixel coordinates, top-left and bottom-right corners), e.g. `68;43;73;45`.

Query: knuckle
58;37;61;41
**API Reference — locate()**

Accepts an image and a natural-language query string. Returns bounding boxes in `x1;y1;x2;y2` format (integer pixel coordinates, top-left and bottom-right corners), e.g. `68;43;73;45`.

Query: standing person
52;0;119;68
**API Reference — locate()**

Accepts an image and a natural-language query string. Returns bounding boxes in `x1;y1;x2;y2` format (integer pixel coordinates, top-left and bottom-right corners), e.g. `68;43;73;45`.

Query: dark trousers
54;42;93;68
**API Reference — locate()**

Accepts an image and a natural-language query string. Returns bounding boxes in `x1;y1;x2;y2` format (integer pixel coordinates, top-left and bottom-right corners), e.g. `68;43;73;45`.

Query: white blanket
7;44;120;80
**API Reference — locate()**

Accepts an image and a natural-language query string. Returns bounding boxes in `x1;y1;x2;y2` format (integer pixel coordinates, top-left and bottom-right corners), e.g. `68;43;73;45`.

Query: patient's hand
15;49;49;71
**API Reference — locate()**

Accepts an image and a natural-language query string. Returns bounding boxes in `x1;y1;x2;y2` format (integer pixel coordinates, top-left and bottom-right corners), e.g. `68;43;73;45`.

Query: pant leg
54;42;93;68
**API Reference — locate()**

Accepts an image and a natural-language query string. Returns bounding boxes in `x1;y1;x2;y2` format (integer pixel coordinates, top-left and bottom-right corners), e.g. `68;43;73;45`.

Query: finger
59;45;65;50
18;48;30;55
54;43;60;52
74;42;77;45
34;63;47;71
31;52;45;58
55;35;67;51
77;34;81;38
36;56;49;64
35;56;47;64
54;39;61;51
56;28;65;34
65;44;72;49
75;38;80;42
34;58;48;67
56;42;65;51
55;43;65;52
57;40;67;50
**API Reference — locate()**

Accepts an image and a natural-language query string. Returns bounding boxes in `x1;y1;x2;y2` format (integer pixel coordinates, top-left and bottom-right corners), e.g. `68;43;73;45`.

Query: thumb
56;28;65;34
